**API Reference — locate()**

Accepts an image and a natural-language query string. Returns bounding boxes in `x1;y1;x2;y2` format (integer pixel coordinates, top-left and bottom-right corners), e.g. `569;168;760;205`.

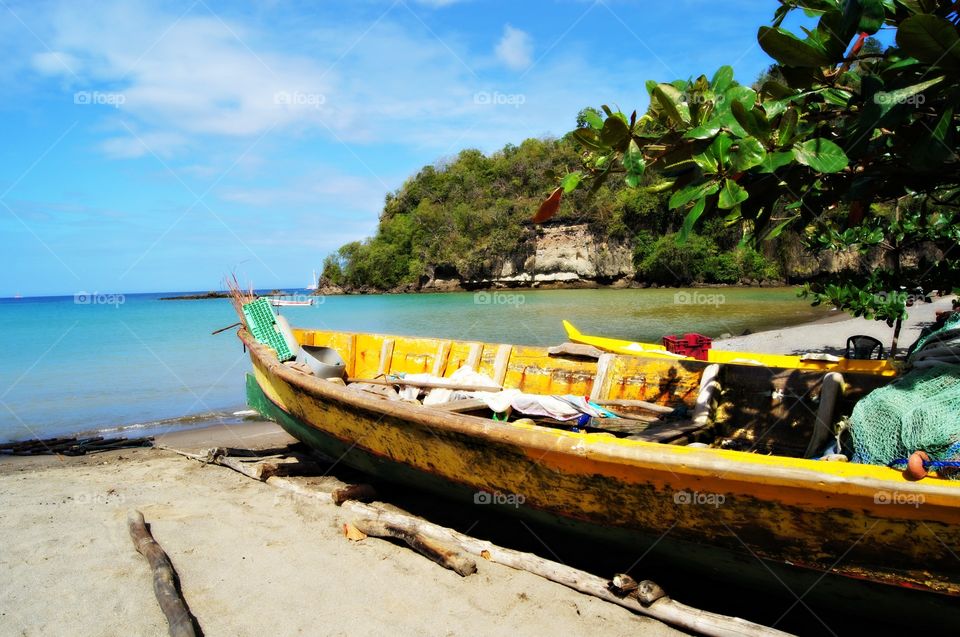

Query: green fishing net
850;314;960;475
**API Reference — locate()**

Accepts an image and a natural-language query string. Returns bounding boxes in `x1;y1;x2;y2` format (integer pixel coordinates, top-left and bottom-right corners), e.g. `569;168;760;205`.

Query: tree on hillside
542;0;960;355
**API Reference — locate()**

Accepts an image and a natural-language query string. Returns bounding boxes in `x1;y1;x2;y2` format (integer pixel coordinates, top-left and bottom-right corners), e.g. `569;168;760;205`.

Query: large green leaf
694;134;732;174
871;75;945;114
761;80;798;100
573;128;605;151
724;85;758;109
582;110;604;130
821;88;853;106
561;172;583;194
678;197;707;242
731;101;771;141
858;0;886;34
729;137;767;172
794;138;849;173
897;15;960;69
711;66;734;93
652;84;690;126
758;150;796;173
763;217;798;241
623;140;646;187
757;26;833;67
818;9;854;58
684;120;723;140
718;178;749;209
693;149;719;174
777;107;799;146
669;179;720;210
600;116;630;148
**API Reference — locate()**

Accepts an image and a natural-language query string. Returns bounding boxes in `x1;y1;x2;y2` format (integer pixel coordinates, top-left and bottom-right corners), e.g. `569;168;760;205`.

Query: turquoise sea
0;287;829;443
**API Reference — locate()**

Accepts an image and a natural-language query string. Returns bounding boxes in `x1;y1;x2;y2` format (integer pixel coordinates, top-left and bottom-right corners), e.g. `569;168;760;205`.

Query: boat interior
289;328;892;460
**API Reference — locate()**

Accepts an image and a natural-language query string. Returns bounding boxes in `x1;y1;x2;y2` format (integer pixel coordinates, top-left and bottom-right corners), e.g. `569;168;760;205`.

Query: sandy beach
716;293;956;356
0;423;683;637
2;296;956;637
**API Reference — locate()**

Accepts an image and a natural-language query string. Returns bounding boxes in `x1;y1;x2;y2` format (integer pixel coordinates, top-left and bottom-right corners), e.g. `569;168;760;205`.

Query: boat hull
239;328;960;608
245;372;960;623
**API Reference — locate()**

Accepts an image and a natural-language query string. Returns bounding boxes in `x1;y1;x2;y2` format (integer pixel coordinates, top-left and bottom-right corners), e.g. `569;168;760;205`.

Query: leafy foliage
551;0;960;334
322;138;664;289
636;232;780;285
323;135;780;290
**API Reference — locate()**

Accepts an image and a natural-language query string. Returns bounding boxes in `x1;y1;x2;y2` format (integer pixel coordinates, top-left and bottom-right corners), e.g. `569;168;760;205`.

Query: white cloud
21;1;652;161
494;25;532;71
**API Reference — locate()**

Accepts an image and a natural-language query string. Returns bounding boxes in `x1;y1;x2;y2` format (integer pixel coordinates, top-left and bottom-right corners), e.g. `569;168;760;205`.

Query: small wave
80;409;254;440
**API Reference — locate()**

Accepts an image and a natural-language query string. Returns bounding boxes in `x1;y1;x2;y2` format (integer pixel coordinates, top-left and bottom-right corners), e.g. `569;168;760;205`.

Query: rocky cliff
421;223;635;291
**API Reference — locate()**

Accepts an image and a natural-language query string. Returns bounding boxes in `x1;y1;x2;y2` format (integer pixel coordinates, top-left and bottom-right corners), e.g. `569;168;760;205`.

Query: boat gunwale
239;328;960;502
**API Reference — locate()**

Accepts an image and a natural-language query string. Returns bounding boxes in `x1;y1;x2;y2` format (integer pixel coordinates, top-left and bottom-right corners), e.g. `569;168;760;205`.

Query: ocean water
0;287;828;443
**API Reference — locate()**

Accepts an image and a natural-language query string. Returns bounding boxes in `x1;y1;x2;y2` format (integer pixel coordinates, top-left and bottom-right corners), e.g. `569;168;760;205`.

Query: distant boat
13;293;22;299
269;298;314;307
306;270;318;290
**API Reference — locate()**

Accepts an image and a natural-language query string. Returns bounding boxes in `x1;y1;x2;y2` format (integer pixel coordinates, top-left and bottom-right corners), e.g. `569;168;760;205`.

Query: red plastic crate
662;333;712;361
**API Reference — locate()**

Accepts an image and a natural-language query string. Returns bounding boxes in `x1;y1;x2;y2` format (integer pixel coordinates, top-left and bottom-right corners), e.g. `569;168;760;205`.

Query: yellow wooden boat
562;320;898;376
239;324;960;620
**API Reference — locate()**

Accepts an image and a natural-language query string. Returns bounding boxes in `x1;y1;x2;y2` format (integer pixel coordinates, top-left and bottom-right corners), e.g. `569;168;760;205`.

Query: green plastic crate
242;298;295;361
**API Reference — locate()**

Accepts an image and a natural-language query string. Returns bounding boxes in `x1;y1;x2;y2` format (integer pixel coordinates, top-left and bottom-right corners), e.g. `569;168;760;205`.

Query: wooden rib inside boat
240;324;960;617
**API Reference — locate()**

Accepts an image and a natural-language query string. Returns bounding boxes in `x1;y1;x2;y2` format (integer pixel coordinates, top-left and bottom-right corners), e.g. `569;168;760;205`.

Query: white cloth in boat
392;367;611;420
395;366;501;405
481;391;610;421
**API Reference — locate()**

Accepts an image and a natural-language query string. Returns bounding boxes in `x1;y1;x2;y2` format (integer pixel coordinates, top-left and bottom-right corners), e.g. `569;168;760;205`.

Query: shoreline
314;278;792;297
6;292;950;448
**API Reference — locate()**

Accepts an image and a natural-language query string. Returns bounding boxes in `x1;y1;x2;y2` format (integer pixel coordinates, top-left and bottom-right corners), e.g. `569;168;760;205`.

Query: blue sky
1;0;796;296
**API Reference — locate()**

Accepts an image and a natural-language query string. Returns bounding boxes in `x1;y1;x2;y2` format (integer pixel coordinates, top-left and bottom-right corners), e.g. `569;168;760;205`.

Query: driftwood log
331;483;377;506
352;518;477;577
169;447;792;637
127;510;199;637
342;504;789;637
156;446;322;481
